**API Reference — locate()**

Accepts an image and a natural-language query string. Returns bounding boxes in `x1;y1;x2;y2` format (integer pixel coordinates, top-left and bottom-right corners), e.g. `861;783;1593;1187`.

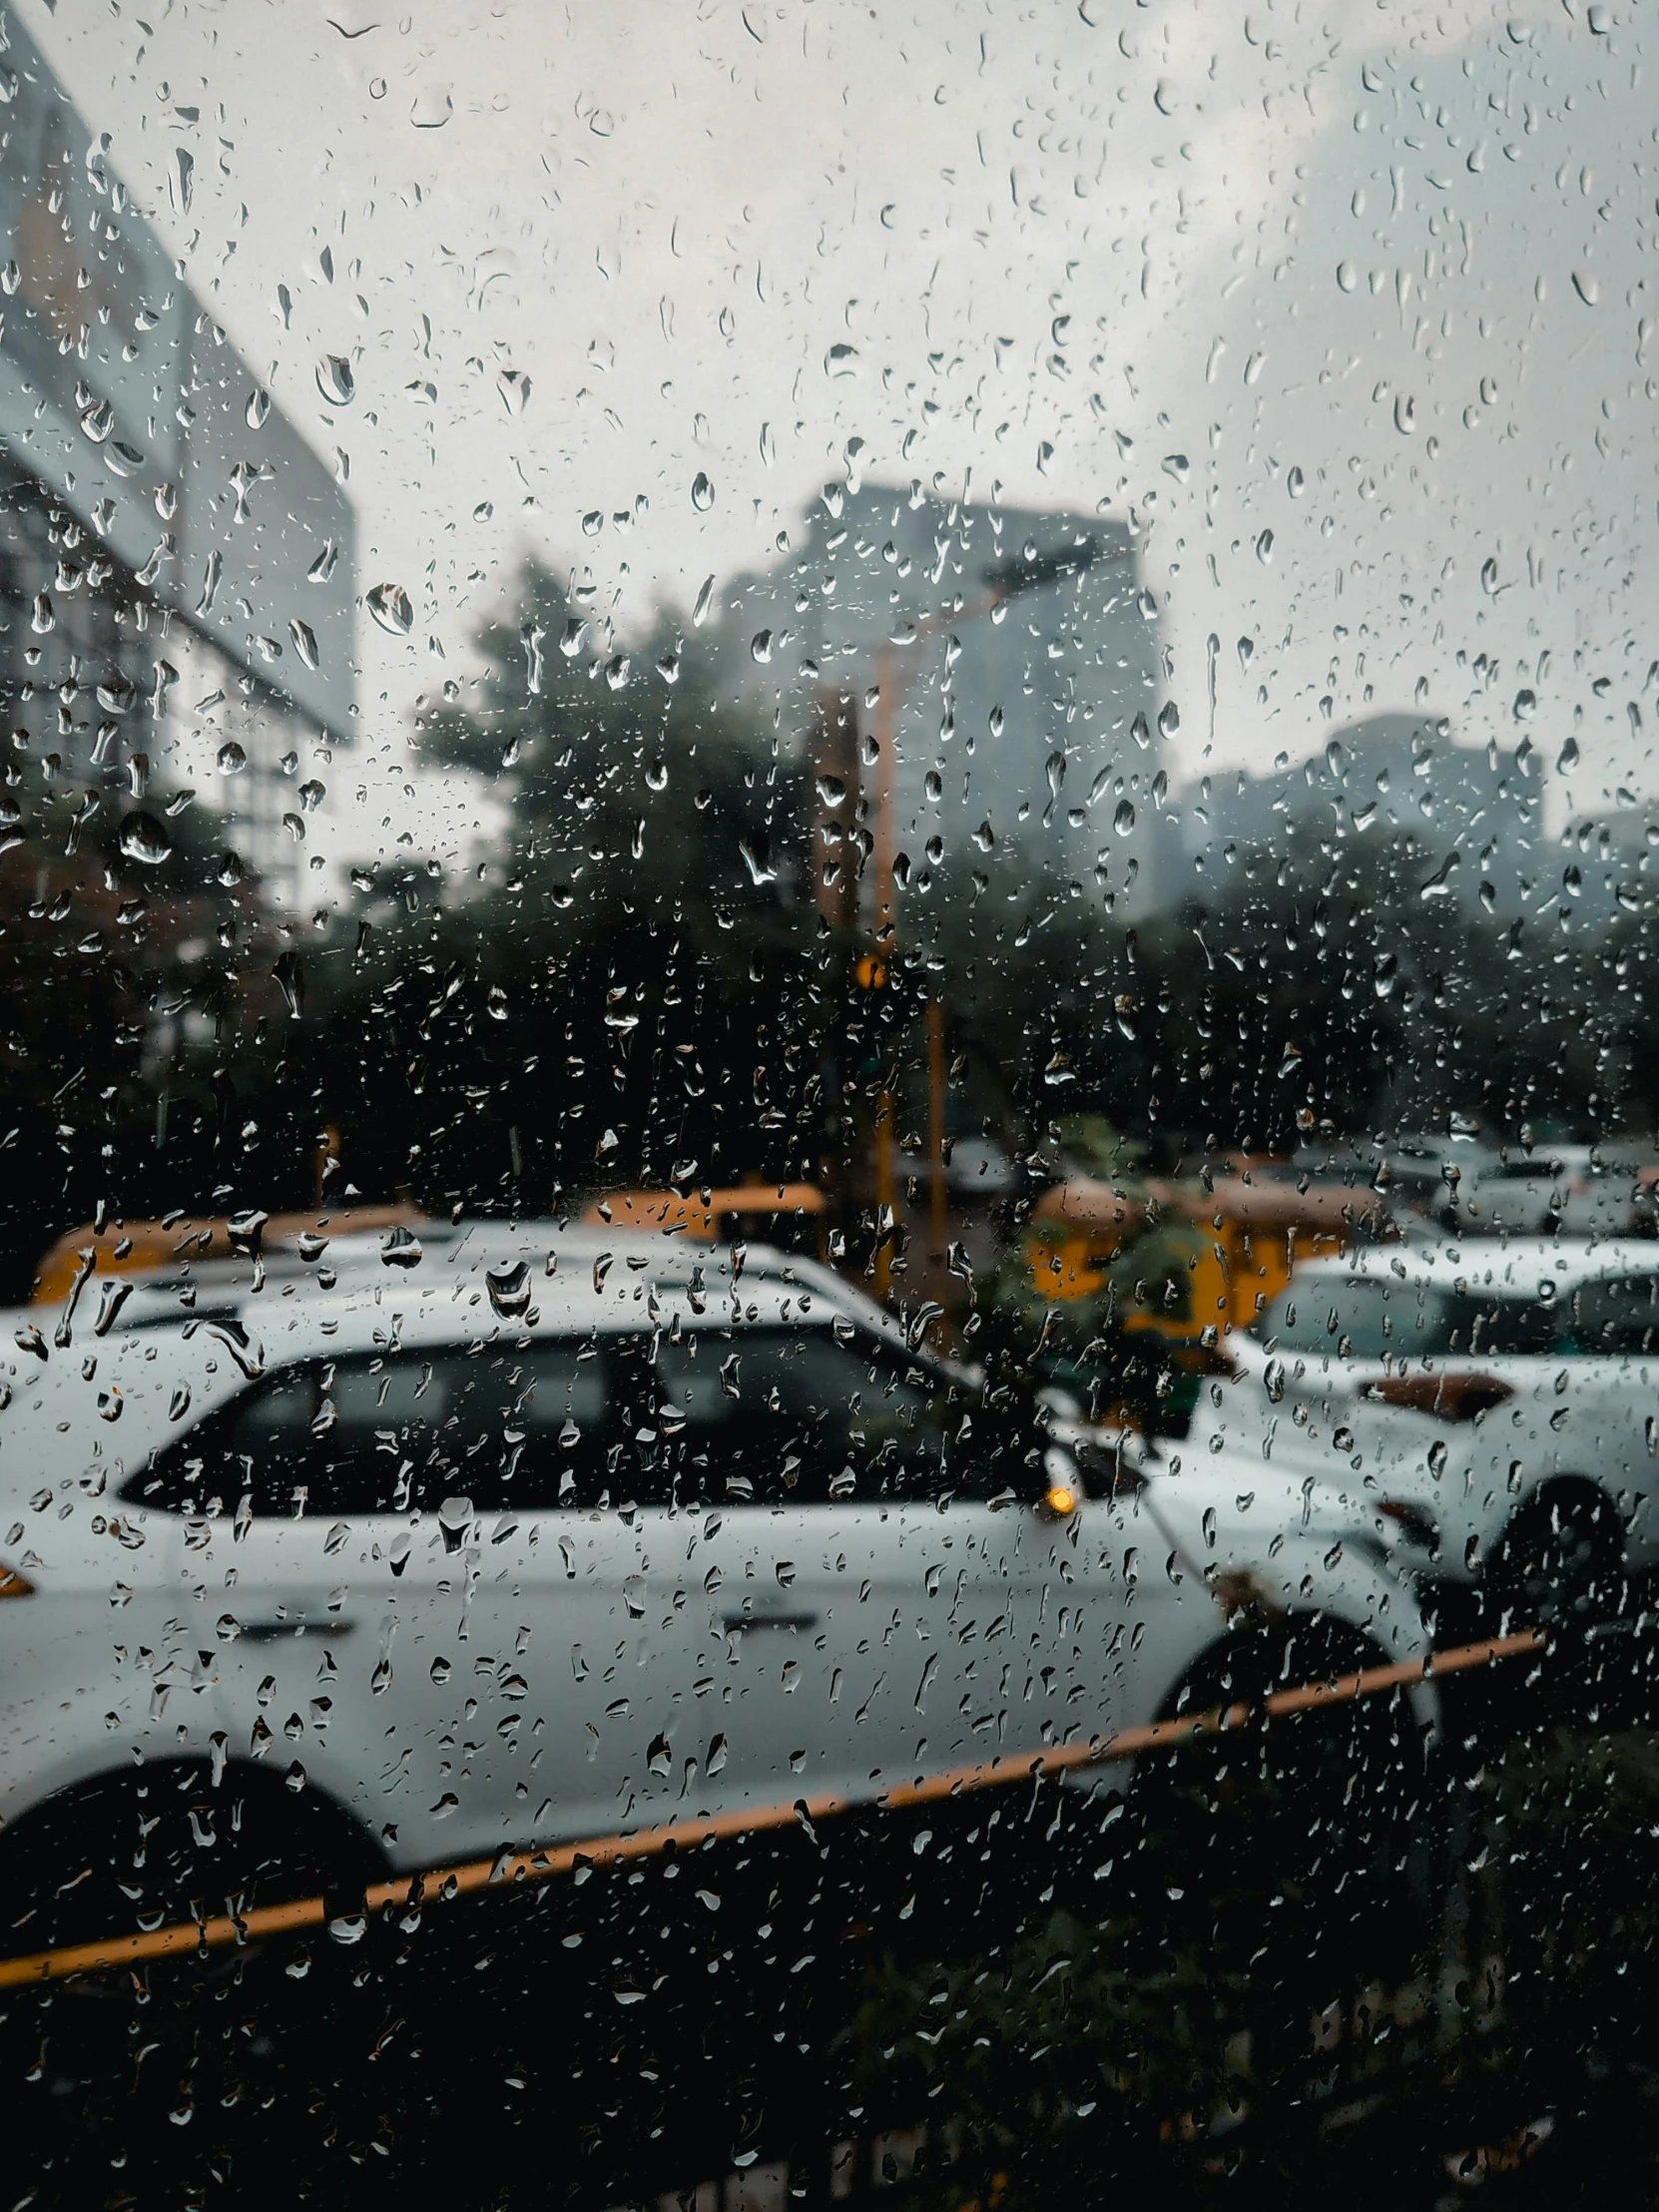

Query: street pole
926;997;947;1258
872;644;896;1303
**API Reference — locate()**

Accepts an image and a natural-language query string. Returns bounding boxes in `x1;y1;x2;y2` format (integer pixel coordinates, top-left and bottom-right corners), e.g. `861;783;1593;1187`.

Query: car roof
22;1219;916;1368
1280;1238;1659;1293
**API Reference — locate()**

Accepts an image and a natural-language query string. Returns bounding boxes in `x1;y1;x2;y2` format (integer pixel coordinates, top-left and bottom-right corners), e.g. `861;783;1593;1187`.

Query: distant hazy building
1178;713;1540;915
0;12;354;894
707;482;1167;929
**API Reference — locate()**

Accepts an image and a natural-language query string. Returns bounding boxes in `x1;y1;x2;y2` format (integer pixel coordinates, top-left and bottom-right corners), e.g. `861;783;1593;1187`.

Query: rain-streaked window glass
3;1;1659;2200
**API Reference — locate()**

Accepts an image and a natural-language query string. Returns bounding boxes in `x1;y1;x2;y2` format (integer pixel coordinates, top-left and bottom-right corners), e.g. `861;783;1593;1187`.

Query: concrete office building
709;482;1168;932
1179;713;1539;915
0;12;354;899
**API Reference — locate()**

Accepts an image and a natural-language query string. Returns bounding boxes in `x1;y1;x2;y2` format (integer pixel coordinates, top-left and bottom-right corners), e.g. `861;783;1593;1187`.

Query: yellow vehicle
1026;1166;1370;1346
30;1204;422;1306
581;1182;830;1260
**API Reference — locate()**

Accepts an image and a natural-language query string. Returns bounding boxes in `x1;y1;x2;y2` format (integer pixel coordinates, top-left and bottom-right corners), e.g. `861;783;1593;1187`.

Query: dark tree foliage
258;562;827;1220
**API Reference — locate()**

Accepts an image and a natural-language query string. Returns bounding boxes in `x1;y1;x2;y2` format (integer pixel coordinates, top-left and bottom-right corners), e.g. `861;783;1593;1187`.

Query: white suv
0;1226;1434;1949
1207;1239;1659;1618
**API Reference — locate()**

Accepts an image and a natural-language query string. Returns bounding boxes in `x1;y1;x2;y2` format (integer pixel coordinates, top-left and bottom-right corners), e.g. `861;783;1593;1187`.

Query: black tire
1490;1484;1625;1634
0;1758;384;1966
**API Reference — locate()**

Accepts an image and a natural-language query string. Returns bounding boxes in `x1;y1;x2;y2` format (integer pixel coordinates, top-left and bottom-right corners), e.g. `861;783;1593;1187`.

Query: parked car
1461;1148;1657;1239
1204;1239;1659;1622
0;1228;1435;1954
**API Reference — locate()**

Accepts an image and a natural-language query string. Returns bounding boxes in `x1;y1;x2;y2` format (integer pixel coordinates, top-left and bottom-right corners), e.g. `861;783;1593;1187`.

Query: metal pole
927;997;946;1258
872;647;895;1303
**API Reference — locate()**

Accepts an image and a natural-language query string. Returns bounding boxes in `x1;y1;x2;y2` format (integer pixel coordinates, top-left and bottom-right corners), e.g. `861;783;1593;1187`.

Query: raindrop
366;583;413;635
288;619;319;669
246;388;271;429
1256;528;1275;564
217;741;248;776
119;814;171;865
487;1261;532;1318
1557;735;1580;775
1161;453;1189;482
315;354;355;406
1571;270;1600;306
646;760;669;792
1512;689;1536;722
750;630;773;665
988;705;1004;739
691;472;715;511
1157;701;1180;740
1337;259;1359;291
692;575;715;626
439;1496;473;1554
381;1226;423;1270
79;398;114;445
497;368;531;415
1113;799;1137;836
1393;392;1416;434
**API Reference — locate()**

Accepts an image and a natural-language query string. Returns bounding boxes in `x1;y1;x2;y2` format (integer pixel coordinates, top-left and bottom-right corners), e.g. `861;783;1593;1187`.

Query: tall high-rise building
708;482;1167;932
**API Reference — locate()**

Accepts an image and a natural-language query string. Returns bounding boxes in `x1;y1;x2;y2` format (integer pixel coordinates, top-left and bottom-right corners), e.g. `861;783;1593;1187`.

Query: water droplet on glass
1513;689;1536;722
439;1496;473;1553
217;741;248;776
79;398;113;445
380;1225;423;1270
1337;259;1359;291
1113;799;1136;836
1161;453;1189;482
315;354;355;406
988;705;1004;738
246;388;271;429
1256;528;1275;564
486;1261;532;1318
1557;735;1580;775
1158;701;1180;740
119;813;171;865
751;630;773;665
366;582;413;635
1572;270;1600;306
691;471;715;511
646;760;669;792
497;368;531;415
288;619;319;669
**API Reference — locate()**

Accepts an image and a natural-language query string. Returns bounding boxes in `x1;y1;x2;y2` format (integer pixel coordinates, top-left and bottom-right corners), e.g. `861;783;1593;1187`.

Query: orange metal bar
0;1627;1543;1991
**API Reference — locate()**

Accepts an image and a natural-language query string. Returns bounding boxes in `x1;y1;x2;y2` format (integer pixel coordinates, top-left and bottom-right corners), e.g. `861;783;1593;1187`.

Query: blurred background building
711;483;1169;931
0;8;354;903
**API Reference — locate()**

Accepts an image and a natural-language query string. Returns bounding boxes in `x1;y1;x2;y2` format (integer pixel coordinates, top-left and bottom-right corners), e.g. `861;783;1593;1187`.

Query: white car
1205;1239;1659;1619
1462;1148;1657;1239
0;1226;1436;1951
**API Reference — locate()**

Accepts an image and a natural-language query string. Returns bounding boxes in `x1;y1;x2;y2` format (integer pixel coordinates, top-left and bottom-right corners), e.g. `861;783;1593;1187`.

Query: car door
616;1306;1164;1818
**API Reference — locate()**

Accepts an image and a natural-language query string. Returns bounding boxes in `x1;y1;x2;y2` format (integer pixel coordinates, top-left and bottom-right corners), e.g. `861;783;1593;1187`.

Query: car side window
605;1326;1006;1509
1568;1276;1659;1356
123;1340;616;1514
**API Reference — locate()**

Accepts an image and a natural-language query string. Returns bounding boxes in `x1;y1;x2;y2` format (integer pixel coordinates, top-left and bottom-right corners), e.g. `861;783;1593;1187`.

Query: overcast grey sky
22;0;1659;860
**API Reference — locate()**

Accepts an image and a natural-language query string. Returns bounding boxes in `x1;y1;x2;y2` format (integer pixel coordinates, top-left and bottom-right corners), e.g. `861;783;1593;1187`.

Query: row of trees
2;549;1654;1296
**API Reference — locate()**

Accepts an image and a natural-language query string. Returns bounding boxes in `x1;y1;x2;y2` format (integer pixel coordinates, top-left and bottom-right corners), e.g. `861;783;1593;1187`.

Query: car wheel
0;1759;383;1970
1491;1485;1624;1634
